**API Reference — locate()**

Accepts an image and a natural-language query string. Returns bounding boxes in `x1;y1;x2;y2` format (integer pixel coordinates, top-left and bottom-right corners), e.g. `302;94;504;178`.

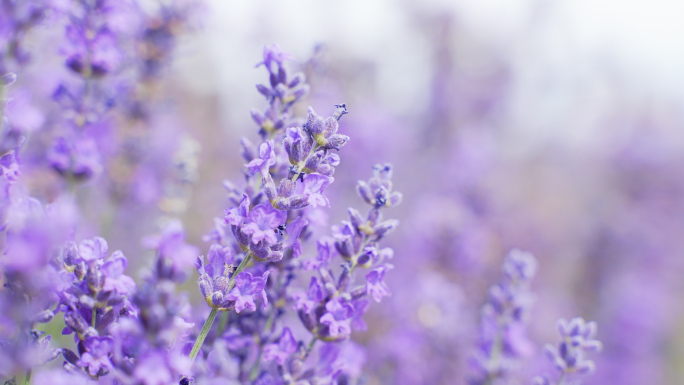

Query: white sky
176;0;684;146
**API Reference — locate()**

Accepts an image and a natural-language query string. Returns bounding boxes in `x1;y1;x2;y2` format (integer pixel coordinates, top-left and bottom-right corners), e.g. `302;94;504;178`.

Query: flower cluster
471;249;537;384
533;318;602;385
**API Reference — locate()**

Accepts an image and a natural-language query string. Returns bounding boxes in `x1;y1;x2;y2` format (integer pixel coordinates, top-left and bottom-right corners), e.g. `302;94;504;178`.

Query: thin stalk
0;83;6;128
24;369;32;385
188;307;218;362
249;336;263;381
304;336;318;359
217;311;228;335
556;373;566;385
188;253;253;362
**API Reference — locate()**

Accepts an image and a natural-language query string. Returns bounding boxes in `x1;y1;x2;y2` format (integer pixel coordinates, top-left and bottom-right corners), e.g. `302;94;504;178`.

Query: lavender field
1;1;683;384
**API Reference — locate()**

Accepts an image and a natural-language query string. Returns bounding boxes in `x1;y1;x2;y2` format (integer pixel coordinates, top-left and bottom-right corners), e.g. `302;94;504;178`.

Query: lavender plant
188;45;402;384
471;249;537;385
533;318;602;385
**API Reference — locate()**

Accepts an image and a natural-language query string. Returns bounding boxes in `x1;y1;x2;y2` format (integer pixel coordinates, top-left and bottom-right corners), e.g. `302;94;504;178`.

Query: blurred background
6;0;684;383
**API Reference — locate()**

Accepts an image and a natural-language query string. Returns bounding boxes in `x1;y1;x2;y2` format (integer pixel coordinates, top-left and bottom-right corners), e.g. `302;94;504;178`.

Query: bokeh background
5;0;684;383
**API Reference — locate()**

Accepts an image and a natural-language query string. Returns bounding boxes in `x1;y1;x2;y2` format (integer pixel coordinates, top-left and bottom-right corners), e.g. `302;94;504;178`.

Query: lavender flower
471;249;537;385
263;327;298;365
533;318;602;385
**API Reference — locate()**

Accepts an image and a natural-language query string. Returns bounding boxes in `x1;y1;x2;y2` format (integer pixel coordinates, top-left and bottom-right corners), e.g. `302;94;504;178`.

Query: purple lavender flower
320;298;355;340
281;216;308;258
142;219;199;270
303;106;350;150
242;203;287;245
226;271;270;313
47;136;103;180
195;244;237;310
366;265;392;303
256;44;294;73
357;163;403;209
76;336;114;376
534;318;602;385
263;327;298;365
101;251;137;295
471;249;537;385
293;276;324;314
245;140;276;175
297;173;334;208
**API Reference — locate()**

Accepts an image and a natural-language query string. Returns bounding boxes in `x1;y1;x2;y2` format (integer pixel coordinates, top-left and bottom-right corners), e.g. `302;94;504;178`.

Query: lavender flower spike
533;317;602;385
471;249;537;385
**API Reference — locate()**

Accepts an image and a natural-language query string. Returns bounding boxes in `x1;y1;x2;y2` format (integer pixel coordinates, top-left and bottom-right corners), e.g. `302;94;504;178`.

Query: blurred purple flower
263;327;297;365
226;270;270;313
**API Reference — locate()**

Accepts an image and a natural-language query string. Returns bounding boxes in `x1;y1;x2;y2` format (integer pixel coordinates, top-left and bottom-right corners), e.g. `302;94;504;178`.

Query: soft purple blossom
263;327;298;365
224;193;250;226
293;276;324;313
320;298;354;340
298;173;333;208
242;203;287;245
366;265;392;303
78;237;109;262
245;140;276;175
77;336;114;375
226;270;270;313
281;216;308;258
142;219;199;269
101;251;137;295
256;44;294;72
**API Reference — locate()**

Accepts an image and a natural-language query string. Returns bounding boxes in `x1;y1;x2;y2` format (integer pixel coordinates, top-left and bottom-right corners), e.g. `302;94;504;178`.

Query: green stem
188;307;218;362
304;336;318;359
24;369;32;385
218;311;228;335
482;317;504;385
249;338;263;381
91;308;96;328
0;83;6;128
556;373;566;385
188;254;253;362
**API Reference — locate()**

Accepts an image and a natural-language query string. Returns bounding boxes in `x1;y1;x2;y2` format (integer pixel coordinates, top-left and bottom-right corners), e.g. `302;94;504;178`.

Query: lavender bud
374;219;399;238
262;173;277;202
292;86;309;101
74;261;87;281
333;104;348;120
1;72;17;86
348;208;365;229
337;268;350;292
256;85;271;98
211;292;224;307
289;73;304;88
198;275;213;298
324;134;349;150
278;179;295;197
357;181;373;204
34;310;55;323
335;238;354;259
316;163;333;176
299;310;317;331
241;137;257;162
276;195;309;210
388;191;403;206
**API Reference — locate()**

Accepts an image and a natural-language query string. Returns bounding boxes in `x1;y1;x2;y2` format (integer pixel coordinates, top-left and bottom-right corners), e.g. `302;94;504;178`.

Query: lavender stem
189;253;253;362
